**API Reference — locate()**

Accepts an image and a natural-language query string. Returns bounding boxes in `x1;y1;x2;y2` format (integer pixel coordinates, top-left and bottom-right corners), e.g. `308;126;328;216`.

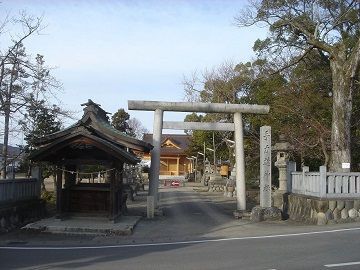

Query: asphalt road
1;187;360;270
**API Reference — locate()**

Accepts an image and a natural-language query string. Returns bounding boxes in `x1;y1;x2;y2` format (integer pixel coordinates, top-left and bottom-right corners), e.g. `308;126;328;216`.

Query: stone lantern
273;135;293;192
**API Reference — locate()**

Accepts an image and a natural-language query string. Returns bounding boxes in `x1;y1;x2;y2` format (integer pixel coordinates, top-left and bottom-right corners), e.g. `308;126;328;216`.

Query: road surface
1;186;360;269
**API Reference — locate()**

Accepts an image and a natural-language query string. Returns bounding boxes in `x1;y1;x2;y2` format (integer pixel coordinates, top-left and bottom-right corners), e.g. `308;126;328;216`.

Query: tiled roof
32;99;153;153
143;134;191;156
29;100;153;164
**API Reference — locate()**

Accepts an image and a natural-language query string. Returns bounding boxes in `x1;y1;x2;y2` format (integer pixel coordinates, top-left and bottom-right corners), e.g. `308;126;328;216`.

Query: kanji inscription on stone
260;126;272;207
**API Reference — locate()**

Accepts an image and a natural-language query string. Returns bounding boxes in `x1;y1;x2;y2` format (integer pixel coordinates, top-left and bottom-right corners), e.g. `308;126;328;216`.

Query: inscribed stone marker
260;126;272;207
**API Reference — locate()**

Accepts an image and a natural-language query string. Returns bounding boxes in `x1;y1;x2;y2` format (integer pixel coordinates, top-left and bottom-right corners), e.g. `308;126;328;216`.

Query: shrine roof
143;133;190;156
29;100;153;164
33;100;153;152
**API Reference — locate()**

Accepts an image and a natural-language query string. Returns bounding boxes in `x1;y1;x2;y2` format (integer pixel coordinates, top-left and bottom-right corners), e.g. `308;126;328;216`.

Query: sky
1;0;267;145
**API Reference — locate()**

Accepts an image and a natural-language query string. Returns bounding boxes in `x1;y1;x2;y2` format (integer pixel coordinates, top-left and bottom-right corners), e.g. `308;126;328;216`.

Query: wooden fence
288;163;360;199
0;167;41;204
0;178;41;204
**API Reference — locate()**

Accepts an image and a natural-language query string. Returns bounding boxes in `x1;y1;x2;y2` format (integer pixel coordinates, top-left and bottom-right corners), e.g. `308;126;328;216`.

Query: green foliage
19;102;63;179
21;104;62;148
111;108;130;132
111;108;137;137
111;108;148;139
41;190;56;204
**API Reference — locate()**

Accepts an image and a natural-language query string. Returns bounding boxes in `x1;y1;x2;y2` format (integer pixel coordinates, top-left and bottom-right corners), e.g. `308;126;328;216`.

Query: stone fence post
302;166;309;178
319;166;327;198
286;161;296;193
302;166;309;195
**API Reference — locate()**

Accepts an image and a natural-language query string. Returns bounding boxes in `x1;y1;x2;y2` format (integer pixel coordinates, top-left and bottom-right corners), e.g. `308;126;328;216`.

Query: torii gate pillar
234;112;246;210
149;109;163;207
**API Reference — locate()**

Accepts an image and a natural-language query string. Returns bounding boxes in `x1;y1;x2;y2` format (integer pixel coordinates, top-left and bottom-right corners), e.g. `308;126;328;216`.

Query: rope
57;167;122;175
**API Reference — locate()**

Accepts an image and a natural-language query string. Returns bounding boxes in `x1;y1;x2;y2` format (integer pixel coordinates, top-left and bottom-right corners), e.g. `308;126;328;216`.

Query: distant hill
0;144;22;158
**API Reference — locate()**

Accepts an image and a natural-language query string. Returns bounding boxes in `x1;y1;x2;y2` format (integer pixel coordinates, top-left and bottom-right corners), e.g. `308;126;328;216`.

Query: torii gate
128;101;270;212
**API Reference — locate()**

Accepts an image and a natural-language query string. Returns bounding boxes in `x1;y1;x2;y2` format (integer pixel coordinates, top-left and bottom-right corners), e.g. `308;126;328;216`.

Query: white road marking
325;261;360;267
1;227;360;250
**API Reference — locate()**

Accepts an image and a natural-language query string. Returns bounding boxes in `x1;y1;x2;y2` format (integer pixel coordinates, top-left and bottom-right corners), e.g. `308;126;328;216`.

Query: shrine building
29;100;153;221
142;134;191;177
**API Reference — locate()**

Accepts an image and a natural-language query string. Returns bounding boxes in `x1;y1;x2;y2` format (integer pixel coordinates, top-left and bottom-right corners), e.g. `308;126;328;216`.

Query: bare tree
127;118;149;140
0;12;62;178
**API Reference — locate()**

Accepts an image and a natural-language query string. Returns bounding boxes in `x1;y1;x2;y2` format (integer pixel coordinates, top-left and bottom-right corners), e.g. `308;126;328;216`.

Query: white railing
288;163;360;199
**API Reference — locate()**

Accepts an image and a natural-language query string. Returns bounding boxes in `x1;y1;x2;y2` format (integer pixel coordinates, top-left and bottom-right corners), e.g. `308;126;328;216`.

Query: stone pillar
234;112;246;211
273;135;292;192
147;196;155;219
149;109;163;208
276;159;287;192
260;126;271;208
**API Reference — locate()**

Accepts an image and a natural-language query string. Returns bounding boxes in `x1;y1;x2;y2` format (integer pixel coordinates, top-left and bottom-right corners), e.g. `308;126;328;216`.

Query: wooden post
31;166;42;199
56;167;63;219
64;165;76;213
109;167;115;221
176;157;180;176
117;162;124;219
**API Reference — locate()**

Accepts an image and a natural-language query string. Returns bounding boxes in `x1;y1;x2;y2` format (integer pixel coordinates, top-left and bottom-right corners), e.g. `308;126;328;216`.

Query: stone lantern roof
273;135;293;152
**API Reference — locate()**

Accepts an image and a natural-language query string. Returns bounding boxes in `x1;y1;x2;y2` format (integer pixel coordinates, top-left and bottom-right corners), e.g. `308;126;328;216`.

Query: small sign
342;163;350;169
171;180;180;187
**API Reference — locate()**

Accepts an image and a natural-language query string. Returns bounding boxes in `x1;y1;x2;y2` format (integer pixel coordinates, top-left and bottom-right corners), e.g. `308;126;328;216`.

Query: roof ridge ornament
81;99;111;122
80;99;100;107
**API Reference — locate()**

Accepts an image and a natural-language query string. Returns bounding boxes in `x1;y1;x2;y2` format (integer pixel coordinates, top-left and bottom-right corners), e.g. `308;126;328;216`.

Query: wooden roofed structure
30;100;153;221
142;134;191;176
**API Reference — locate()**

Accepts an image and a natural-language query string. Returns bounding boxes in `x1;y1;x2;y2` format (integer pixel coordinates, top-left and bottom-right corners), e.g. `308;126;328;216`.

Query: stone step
22;216;141;236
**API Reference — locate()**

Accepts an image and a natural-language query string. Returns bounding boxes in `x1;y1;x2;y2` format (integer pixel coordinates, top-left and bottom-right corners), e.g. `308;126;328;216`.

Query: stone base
233;210;251;219
201;174;210;186
288;194;360;225
272;190;289;220
0;199;46;232
272;190;284;208
208;175;225;192
224;187;235;197
250;206;282;222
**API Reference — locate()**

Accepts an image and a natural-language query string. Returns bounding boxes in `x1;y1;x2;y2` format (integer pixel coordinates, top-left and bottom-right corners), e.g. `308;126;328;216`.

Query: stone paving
22;216;142;236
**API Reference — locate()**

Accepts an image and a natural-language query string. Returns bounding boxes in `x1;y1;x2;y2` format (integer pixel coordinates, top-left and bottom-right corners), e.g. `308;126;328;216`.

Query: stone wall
0;199;46;232
288;193;360;225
